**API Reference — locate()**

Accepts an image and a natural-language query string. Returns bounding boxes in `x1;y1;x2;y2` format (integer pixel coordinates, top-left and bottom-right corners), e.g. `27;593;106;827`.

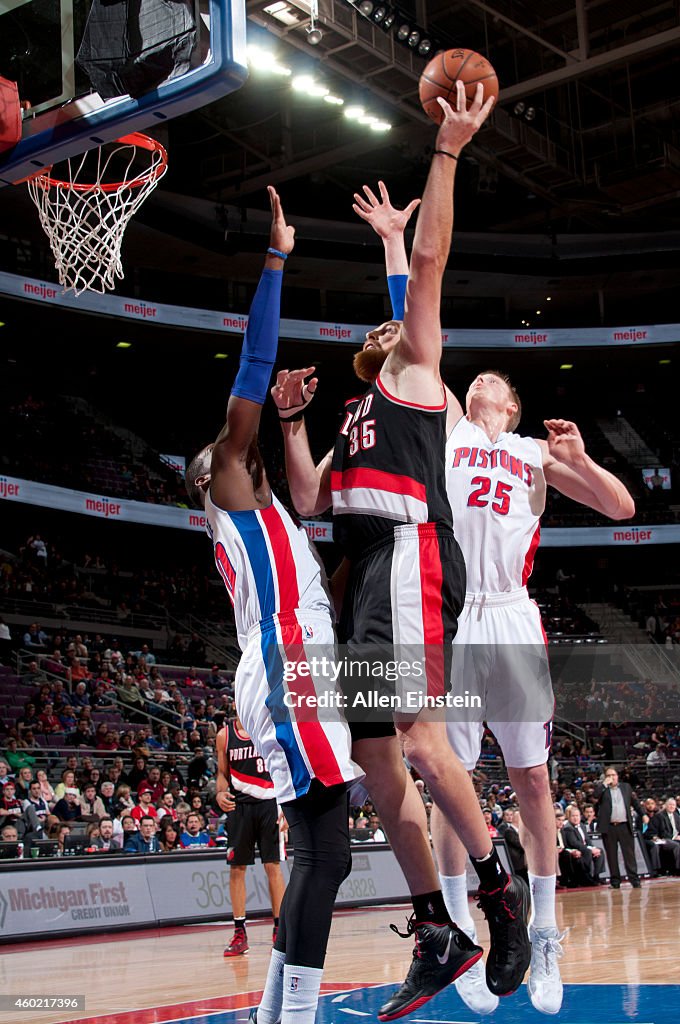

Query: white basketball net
26;134;167;296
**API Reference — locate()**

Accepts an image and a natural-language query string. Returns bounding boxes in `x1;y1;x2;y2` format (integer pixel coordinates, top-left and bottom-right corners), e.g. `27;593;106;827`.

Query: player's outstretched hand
544;418;587;465
268;185;296;255
352;180;420;239
434;80;495;156
271;367;318;419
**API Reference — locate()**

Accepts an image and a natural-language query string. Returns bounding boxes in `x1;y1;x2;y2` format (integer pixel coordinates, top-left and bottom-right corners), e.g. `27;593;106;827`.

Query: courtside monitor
0;0;247;185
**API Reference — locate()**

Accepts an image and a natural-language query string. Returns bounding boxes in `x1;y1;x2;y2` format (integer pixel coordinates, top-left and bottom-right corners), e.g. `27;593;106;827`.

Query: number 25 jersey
445;416;546;594
331;375;453;559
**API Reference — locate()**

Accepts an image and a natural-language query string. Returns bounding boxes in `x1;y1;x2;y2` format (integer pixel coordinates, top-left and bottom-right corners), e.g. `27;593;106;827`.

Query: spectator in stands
38;702;61;734
114;784;135;815
92;817;122;852
180;812;214;848
0;761;11;787
99;781;116;816
16;703;40;738
53;788;82;822
58;705;77;732
36;769;55;808
70;681;90;708
23;623;48;649
157;792;178;822
0;781;23;826
14;766;34;800
0;617;11;663
68;720;94;748
647;743;669;768
120;814;137;838
78;782;106;822
368;813;386;842
133;643;156;666
131;789;158;824
21;660;47;686
124;815;159;853
147;725;171;752
498;807;528;881
139;766;164;803
206;665;222;688
582;805;598;832
22;779;50;827
482;807;498;837
53;769;78;802
645;797;680;874
4;738;35;773
0;824;19;846
159;818;181;851
562;806;603;886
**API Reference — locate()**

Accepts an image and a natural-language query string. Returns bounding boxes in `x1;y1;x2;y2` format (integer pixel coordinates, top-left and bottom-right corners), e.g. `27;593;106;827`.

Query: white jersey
445;417;546;594
204;490;331;650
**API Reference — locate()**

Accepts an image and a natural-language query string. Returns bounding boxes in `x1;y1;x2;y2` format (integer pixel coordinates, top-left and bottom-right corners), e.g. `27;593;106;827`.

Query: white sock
257;949;286;1024
282;964;323;1024
439;873;475;936
528;873;557;931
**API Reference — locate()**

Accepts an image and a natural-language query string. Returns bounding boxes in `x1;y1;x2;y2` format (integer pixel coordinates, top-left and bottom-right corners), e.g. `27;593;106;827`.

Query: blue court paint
158;983;680;1024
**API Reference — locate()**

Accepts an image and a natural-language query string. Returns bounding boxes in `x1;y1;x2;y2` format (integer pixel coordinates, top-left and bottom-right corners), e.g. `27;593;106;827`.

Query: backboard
0;0;248;185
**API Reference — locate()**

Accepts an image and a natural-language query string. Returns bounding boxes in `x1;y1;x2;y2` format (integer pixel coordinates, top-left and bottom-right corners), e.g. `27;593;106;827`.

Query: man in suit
645;797;680;874
498;807;527;882
123;815;160;854
595;767;643;888
582;805;598;833
561;805;604;886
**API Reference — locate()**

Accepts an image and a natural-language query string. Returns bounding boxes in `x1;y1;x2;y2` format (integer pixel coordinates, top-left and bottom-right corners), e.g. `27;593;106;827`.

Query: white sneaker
454;927;499;1015
527;926;565;1015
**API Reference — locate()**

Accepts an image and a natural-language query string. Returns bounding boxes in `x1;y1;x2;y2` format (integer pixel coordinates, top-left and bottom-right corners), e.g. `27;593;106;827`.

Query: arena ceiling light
214;352;229;359
347;1;439;58
116;342;132;349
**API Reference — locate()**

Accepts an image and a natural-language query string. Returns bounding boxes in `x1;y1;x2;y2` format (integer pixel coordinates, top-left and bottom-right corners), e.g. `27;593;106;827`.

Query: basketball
419;48;499;124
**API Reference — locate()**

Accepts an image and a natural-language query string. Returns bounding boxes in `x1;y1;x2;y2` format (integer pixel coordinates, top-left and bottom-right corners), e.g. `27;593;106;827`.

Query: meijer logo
189;513;207;528
0;478;19;498
319;325;352;339
223;315;249;331
23;281;57;299
514;332;548;345
123;302;157;319
611;328;648;342
613;528;652;544
85;497;122;518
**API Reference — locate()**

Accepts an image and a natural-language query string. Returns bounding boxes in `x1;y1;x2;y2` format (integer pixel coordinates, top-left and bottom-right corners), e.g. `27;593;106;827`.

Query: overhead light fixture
525;106;536;122
358;114;378;125
513;100;538;123
560;364;573;370
381;8;396;29
215;353;228;360
513;102;525;116
306;0;323;46
372;4;388;23
116;342;132;349
396;22;410;41
536;309;541;315
546;295;552;301
264;1;301;26
407;29;421;47
370;120;392;131
358;0;374;14
344;105;365;119
418;38;433;57
293;75;328;95
323;94;344;105
659;358;671;365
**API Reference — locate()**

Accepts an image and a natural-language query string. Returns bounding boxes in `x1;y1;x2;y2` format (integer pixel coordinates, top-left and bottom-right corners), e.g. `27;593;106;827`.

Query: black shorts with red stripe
338;523;466;742
226;797;280;866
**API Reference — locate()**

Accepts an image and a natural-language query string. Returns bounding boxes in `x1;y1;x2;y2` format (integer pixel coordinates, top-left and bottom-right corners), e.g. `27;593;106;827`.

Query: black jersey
331;375;453;558
227;719;275;804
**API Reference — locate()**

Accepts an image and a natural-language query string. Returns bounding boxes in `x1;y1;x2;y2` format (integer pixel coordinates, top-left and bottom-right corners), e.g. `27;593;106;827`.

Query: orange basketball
419;48;499;125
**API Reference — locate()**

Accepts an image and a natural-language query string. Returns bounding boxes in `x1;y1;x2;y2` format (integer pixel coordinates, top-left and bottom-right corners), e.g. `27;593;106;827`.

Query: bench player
356;182;635;1015
185;188;362;1024
217;715;286;957
274;85;532;1021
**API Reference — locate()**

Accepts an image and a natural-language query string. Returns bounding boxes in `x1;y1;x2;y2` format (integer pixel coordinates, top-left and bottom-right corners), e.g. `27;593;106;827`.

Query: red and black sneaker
476;875;531;997
377;916;482;1022
224;928;249;957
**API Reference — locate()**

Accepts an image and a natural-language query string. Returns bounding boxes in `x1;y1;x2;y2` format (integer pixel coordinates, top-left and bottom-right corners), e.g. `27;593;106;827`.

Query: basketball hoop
24;132;167;296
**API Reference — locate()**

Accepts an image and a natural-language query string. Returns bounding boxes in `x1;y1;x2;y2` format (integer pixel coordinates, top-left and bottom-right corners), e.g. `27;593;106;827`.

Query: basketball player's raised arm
352;180;419;318
537;419;635;520
271;367;333;516
210;187;295;507
353;181;465;426
398;82;494;370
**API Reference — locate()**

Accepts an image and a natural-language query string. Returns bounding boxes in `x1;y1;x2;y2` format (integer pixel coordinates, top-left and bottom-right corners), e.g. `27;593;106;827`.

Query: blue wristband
267;247;288;261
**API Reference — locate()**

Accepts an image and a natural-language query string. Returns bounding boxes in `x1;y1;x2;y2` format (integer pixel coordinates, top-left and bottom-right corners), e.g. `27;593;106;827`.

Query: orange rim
22;132;167;193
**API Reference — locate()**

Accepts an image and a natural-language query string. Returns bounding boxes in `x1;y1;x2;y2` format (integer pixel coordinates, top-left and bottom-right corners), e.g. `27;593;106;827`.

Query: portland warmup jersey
205;490;331;649
446;417;546;593
226;719;275;803
331;375;452;558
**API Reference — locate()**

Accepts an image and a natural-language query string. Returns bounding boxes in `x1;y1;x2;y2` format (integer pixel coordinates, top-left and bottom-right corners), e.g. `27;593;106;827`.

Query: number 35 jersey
331;375;453;559
445;416;546;594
